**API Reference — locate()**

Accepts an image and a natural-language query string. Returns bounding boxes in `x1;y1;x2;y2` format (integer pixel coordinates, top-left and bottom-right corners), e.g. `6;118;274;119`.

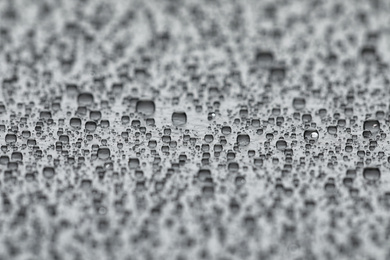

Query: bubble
136;100;155;115
171;112;187;126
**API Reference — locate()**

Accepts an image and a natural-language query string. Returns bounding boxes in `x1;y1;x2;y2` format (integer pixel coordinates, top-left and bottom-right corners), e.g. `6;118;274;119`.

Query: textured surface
1;0;390;259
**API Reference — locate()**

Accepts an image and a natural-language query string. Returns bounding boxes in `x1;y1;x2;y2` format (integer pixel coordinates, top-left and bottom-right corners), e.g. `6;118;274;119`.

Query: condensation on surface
1;0;390;259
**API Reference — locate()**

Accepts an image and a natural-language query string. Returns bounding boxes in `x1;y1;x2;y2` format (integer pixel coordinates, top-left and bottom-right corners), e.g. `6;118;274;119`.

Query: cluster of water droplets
0;0;390;259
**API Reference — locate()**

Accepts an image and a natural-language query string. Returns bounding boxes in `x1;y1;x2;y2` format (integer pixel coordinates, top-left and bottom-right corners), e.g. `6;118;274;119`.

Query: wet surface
1;0;390;259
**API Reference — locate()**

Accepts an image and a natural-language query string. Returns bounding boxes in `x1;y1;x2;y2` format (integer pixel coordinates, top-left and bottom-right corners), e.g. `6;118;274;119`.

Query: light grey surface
1;0;390;259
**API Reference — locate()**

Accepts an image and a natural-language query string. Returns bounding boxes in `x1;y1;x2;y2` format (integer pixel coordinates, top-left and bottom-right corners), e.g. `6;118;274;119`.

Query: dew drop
363;167;380;181
172;112;187;126
97;148;111;160
363;120;380;133
292;98;306;110
77;93;94;106
304;130;319;142
136;100;155;115
43;167;55;179
237;134;250;146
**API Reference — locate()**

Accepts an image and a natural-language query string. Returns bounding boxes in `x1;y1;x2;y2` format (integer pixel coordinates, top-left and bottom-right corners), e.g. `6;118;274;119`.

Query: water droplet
237;134;250;146
204;134;214;143
292;98;306;110
5;134;16;144
70;117;82;128
128;158;140;169
85;121;97;132
43;167;55;179
304;130;319;142
172;112;187;126
276;140;287;150
363;120;380;133
90;110;102;121
363;167;380;181
221;126;232;135
136;100;155;115
97;148;111;160
77;93;94;106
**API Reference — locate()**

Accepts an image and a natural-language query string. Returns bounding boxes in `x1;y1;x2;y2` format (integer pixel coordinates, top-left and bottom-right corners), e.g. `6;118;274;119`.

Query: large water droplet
43;167;55;179
221;126;232;135
97;148;111;160
304;130;319;142
292;98;306;110
70;117;82;128
363;167;380;181
136;100;155;115
237;134;250;146
363;120;380;133
129;158;140;169
77;93;94;106
276;140;287;150
5;134;17;144
172;112;187;126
